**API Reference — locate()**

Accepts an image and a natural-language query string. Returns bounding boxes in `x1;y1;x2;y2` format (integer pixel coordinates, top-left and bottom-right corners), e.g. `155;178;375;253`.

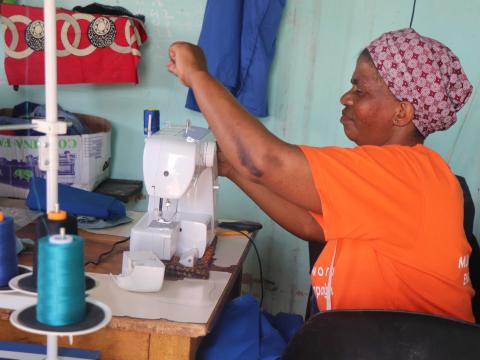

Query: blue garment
12;101;90;136
263;311;304;344
197;294;302;360
186;0;286;117
26;177;126;220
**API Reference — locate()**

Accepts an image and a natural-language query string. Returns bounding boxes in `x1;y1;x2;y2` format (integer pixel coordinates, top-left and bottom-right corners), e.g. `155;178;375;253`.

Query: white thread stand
1;1;112;359
0;0;64;209
9;300;112;360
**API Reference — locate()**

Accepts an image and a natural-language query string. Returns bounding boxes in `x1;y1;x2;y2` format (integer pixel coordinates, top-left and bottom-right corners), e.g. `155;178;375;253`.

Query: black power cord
84;237;130;267
218;221;264;308
409;0;417;28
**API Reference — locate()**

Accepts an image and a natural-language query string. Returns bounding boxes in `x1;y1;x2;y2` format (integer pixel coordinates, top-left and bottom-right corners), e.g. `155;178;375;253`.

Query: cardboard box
0;109;111;198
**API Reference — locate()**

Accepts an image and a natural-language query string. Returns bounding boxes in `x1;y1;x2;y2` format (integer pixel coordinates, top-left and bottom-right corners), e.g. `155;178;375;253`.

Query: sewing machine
130;125;218;261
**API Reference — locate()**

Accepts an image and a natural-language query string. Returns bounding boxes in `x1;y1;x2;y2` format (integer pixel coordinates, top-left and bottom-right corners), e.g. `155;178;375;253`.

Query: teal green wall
1;1;479;316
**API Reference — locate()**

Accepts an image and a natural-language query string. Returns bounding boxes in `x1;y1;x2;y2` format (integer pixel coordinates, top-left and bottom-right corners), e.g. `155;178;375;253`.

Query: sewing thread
37;234;86;326
0;214;18;287
33;213;78;287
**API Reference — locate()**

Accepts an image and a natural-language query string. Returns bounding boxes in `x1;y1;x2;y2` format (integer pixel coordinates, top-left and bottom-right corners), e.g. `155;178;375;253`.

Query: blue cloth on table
186;0;286;117
197;294;302;360
26;177;126;220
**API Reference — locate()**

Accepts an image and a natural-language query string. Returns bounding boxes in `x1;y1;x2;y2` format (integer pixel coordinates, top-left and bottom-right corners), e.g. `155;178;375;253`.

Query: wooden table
0;223;251;360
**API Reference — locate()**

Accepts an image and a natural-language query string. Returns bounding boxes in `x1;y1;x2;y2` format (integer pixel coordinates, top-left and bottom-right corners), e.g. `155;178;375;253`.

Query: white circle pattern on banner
1;15;33;59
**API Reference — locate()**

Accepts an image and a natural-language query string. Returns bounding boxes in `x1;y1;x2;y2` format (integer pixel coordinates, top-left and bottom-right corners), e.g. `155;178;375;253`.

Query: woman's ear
393;101;415;127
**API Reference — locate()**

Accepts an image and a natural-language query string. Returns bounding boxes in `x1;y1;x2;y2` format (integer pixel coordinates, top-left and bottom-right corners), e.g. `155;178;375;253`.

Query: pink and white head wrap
367;28;473;137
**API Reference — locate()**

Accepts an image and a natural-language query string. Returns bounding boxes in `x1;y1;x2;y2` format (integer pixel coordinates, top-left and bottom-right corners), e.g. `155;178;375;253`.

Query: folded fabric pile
27;177;125;220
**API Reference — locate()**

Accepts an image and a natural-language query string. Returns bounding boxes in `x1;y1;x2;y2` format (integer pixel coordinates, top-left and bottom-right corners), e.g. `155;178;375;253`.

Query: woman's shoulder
300;143;449;164
355;143;443;160
301;143;438;158
301;144;452;175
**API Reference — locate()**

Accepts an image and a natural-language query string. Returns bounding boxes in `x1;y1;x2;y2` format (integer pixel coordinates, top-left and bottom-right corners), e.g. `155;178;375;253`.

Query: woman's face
340;56;400;146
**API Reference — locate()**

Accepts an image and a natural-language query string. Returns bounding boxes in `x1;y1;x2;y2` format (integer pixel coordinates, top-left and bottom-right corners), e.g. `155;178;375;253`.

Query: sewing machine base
130;212;215;260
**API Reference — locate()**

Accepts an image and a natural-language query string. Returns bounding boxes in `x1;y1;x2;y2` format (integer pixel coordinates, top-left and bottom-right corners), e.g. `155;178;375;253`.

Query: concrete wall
1;0;479;316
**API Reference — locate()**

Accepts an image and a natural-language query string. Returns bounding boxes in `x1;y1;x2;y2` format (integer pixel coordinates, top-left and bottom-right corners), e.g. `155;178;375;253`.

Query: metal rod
44;0;59;212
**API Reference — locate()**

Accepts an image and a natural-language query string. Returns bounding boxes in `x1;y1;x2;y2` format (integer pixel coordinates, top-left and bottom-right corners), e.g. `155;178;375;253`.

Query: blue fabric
197;294;302;360
0;340;100;358
263;311;304;343
186;0;286;117
259;312;289;360
12;101;90;135
33;104;90;135
26;177;126;220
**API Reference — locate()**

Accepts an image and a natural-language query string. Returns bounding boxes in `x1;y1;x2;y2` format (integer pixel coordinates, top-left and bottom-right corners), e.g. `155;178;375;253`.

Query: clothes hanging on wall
186;0;286;117
72;3;145;23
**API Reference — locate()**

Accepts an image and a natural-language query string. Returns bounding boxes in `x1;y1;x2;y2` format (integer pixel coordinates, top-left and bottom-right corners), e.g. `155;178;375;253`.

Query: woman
167;28;475;322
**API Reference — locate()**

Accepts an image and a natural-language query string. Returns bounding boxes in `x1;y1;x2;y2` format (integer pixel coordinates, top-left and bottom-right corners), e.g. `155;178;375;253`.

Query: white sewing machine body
130;125;218;260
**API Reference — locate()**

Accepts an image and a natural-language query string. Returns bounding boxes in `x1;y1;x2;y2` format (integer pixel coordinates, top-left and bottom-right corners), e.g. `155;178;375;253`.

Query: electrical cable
218;221;264;308
409;0;417;28
234;231;264;308
84;237;130;267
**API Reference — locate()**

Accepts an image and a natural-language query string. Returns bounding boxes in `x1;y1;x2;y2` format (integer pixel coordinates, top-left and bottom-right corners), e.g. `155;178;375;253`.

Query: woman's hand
167;42;208;87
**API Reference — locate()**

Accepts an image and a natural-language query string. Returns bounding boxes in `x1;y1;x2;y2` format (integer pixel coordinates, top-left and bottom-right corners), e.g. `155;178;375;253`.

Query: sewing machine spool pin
184;119;191;138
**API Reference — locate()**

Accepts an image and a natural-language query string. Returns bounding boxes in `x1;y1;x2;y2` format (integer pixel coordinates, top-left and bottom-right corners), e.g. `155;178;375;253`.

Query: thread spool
0;212;18;287
36;232;86;326
144;109;160;136
32;211;78;286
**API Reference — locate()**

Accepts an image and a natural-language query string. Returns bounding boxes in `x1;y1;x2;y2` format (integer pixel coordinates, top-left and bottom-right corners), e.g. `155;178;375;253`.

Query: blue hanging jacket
186;0;286;117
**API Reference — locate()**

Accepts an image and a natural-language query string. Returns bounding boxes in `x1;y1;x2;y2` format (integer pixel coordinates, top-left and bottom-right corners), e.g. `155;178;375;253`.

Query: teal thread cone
37;234;86;326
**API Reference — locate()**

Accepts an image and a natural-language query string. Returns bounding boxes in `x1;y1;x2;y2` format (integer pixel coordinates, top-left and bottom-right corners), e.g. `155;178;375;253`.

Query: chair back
283;310;480;360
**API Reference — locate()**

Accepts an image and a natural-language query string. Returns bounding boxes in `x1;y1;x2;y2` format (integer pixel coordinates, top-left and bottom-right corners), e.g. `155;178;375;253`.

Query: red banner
0;4;147;85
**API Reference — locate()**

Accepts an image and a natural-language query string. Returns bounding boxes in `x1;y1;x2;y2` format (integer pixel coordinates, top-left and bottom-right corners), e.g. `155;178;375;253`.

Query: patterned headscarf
367;28;473;137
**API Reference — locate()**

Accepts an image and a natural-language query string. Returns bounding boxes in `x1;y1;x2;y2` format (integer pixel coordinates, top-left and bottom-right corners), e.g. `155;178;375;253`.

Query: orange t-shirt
299;144;475;322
